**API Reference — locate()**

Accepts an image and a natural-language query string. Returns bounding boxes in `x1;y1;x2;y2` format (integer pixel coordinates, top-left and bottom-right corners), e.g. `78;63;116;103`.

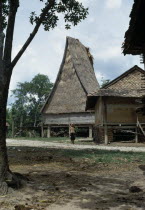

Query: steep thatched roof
42;37;99;114
123;0;145;55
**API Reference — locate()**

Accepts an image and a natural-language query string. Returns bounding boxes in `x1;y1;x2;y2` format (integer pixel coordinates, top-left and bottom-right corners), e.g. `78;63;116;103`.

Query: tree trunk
0;32;11;193
34;113;37;127
0;70;22;194
0;87;10;193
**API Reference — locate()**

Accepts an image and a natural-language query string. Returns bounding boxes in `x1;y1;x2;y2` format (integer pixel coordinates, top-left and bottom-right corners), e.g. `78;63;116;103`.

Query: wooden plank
42;113;95;125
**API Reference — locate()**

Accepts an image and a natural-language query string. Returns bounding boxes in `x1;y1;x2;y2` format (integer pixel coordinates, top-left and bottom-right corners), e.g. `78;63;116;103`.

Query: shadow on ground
0;146;145;210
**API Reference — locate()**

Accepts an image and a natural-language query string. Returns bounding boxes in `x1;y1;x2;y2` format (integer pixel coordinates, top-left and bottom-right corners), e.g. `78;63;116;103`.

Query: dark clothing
70;133;75;141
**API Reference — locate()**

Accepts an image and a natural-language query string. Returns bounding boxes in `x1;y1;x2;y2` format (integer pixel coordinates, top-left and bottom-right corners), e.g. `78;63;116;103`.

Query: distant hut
41;37;99;138
86;65;145;144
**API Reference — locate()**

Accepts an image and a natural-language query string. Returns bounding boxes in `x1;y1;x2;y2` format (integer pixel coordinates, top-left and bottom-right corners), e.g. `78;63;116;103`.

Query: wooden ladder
137;118;145;137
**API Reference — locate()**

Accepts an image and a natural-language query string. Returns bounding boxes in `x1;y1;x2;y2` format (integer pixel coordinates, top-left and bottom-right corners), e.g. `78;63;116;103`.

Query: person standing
69;124;76;144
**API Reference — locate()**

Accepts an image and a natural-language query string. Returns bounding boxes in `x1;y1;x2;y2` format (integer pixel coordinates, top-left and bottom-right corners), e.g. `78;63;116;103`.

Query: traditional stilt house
86;65;145;144
41;37;99;138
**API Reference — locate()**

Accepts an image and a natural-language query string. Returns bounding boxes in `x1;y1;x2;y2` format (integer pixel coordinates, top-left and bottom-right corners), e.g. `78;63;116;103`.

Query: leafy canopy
2;0;88;31
11;74;53;127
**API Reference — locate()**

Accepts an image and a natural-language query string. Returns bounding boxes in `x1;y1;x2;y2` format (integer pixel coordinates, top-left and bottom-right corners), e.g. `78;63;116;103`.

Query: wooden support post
69;125;70;136
104;98;108;145
89;126;93;138
41;124;44;138
135;127;138;143
47;126;51;138
104;124;108;145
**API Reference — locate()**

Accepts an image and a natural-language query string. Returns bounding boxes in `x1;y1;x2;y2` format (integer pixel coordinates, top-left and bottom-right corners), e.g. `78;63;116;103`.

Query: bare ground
1;144;145;210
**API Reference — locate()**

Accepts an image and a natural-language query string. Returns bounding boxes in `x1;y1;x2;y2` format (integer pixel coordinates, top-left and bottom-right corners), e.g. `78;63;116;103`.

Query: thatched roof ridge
41;37;99;114
103;65;144;89
123;0;145;55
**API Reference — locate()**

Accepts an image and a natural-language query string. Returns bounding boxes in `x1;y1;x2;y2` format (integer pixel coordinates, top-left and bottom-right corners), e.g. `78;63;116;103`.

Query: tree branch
11;0;55;69
3;0;19;65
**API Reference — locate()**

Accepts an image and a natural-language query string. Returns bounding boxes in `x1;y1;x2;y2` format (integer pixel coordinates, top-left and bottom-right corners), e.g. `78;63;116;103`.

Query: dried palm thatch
41;37;99;114
123;0;145;55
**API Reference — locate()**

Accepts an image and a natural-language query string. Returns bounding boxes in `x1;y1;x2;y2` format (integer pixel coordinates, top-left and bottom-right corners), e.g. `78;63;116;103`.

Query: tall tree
0;0;88;194
11;74;53;129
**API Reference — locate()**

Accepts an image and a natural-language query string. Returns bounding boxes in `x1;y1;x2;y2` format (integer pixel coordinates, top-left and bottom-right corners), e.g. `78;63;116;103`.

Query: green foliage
30;0;88;30
2;1;88;31
101;79;111;88
10;74;53;131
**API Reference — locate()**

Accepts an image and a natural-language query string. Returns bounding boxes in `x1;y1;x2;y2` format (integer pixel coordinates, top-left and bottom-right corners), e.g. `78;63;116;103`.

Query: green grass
56;149;145;164
13;137;69;142
8;145;145;164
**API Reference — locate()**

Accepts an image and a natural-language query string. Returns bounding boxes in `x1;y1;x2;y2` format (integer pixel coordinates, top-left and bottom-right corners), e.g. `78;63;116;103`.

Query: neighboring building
41;37;99;138
123;0;145;62
123;0;145;115
86;65;145;144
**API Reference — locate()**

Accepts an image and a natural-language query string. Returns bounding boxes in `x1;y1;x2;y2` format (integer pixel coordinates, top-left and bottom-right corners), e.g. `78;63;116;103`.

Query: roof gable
103;65;145;90
42;37;99;114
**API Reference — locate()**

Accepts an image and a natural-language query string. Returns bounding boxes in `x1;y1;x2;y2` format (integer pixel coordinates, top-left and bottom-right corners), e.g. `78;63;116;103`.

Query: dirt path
1;146;145;209
7;138;145;152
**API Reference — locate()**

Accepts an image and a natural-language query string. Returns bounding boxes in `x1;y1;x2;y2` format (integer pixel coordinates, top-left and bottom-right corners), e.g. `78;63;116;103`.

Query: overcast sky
9;0;142;103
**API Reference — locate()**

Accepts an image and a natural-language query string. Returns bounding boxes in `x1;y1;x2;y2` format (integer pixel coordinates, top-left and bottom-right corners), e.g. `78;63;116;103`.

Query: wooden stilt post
104;124;108;145
135;127;138;143
135;115;139;143
89;125;93;138
104;98;108;145
47;126;51;138
41;123;44;138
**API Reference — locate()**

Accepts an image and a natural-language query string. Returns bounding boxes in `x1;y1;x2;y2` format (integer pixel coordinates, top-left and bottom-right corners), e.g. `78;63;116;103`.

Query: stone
129;186;143;193
80;187;87;192
66;172;72;178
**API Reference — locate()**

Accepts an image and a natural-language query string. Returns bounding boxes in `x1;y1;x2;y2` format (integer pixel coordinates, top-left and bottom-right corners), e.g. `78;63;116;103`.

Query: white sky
9;0;142;103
